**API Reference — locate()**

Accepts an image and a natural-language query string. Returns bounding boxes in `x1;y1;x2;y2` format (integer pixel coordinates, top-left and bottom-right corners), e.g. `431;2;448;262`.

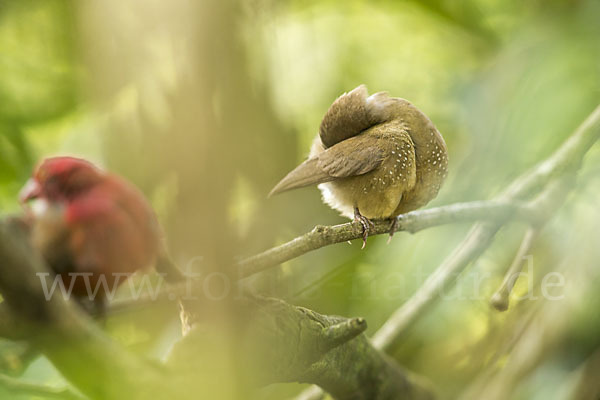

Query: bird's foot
387;217;399;244
354;207;374;249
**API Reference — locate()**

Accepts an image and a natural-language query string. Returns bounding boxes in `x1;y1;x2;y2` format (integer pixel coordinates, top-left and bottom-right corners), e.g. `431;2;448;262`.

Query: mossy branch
169;296;435;400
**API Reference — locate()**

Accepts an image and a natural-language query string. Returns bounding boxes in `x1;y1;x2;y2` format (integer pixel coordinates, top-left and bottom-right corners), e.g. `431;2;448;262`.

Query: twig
489;227;539;311
490;174;575;311
371;220;501;350
238;200;535;278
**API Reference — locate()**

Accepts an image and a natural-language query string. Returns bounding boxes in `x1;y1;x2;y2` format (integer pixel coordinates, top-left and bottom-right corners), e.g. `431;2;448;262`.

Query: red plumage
20;157;166;303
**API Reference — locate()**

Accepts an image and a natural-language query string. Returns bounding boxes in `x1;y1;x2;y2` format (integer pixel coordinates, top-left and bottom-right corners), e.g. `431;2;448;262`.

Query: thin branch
238;200;536;279
372;220;501;350
490;227;539;311
490;174;575;311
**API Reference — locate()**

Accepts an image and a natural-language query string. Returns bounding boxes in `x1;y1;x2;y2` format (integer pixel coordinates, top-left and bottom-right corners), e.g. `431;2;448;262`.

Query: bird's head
20;157;103;204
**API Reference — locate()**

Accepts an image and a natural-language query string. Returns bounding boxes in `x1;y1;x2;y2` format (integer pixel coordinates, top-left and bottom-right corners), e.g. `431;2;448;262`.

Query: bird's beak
19;179;41;203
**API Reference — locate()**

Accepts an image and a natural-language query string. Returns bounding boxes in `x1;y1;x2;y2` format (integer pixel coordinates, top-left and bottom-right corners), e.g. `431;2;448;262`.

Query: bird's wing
65;187;157;276
269;134;385;196
316;134;385;177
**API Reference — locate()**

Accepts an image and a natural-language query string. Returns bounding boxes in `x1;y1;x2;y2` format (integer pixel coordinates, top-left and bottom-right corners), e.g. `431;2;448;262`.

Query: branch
372;220;500;350
489;227;539;311
490;172;576;310
238;200;537;278
168;296;435;400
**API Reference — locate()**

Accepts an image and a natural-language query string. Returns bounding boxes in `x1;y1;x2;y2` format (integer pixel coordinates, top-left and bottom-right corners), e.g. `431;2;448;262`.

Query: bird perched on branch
270;85;448;247
19;156;183;313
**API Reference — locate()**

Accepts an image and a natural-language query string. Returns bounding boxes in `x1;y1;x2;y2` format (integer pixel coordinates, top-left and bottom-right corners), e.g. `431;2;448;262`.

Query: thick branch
168;296;435;400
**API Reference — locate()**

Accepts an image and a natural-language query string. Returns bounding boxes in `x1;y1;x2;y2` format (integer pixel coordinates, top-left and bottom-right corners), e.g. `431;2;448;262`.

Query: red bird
19;156;181;311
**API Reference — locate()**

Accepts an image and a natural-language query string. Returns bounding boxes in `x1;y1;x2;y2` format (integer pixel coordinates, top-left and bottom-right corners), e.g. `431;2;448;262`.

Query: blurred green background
0;0;599;399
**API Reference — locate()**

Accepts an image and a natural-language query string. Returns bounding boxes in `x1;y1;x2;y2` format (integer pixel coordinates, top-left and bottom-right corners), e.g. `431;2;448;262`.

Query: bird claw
354;207;374;249
387;218;399;244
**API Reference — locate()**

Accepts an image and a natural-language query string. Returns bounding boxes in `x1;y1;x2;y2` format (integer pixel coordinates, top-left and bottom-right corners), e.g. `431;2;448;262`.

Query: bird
19;156;183;314
269;85;448;247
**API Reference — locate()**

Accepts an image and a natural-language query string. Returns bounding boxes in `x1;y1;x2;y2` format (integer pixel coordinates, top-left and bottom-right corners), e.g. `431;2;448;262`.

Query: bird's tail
268;157;334;197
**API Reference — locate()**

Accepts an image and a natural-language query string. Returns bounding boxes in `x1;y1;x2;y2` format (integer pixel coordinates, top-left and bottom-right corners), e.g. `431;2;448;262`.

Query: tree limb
238;200;537;279
168;296;436;400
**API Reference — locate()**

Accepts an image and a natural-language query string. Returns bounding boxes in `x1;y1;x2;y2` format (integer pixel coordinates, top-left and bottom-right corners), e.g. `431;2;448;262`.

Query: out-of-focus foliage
0;0;599;398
